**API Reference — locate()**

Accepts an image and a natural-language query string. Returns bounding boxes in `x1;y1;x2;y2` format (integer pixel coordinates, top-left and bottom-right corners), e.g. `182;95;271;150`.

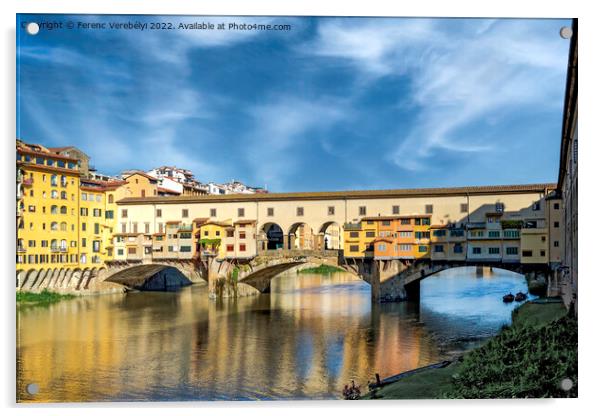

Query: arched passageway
258;222;284;251
319;221;342;250
287;223;314;250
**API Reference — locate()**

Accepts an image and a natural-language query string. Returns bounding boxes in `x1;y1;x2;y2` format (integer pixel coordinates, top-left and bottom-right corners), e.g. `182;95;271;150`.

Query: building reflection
19;272;443;402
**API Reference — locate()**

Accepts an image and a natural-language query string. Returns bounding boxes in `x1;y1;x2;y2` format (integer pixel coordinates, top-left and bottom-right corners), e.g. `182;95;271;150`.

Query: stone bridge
341;258;550;302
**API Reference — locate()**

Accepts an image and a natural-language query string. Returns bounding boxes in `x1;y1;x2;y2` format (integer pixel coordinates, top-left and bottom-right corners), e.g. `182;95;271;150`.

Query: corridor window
267;207;274;217
210;208;217;217
296;207;304;216
359;206;366;216
238;208;245;217
460;203;468;213
182;209;189;218
425;204;433;214
392;205;400;215
328;206;335;215
121;209;128;218
156;209;162;217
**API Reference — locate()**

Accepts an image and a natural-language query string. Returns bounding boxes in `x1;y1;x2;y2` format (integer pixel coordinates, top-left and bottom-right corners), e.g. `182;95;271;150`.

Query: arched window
60;222;67;231
60;240;67;250
51;190;58;199
61;191;67;200
51;205;58;214
60;206;67;214
50;239;58;250
108;194;114;203
50;222;58;231
60;175;67;186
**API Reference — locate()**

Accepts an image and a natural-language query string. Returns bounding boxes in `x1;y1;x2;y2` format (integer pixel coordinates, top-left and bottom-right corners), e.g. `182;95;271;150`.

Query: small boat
514;292;527;302
503;293;515;303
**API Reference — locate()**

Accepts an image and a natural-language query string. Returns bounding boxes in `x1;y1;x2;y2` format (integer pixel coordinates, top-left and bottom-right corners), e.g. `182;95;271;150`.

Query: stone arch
33;268;49;290
84;267;98;290
318;221;342;250
258;222;285;251
55;268;67;288
16;270;24;289
20;269;39;290
67;268;81;289
76;268;91;290
287;222;315;250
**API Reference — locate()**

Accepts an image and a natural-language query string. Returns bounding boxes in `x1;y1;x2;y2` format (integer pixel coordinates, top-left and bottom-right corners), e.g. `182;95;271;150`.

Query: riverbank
17;289;75;306
363;298;574;399
297;264;345;275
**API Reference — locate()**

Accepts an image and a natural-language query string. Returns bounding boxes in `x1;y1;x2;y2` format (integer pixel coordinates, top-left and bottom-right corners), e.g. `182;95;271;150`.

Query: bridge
95;250;549;302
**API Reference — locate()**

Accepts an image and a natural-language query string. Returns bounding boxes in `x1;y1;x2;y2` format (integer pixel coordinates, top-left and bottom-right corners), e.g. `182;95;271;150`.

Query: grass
364;300;574;400
17;289;75;306
297;264;345;275
362;363;460;400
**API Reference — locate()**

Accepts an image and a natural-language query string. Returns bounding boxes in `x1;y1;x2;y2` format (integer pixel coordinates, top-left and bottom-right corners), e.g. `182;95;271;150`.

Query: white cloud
305;18;569;171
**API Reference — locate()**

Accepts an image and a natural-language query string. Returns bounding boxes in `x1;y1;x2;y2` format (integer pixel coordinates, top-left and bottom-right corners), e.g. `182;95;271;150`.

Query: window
377;243;386;251
121;223;127;233
365;231;376;238
82;223;87;231
182;209;189;218
51;190;58;199
415;231;430;239
398;244;411;251
392;205;400;215
117;249;124;256
60;206;67;214
553;202;560;210
226;244;234;252
418;246;428;253
50;222;58;231
94;223;100;234
267;207;274;217
156;209;162;218
226;229;234;237
238;208;245;217
210;208;217;217
540;250;546;257
328;206;335;215
382;220;391;226
349;231;359;238
532;201;541;211
82;238;87;248
158;223;164;233
425;204;433;214
108;194;114;203
495;202;504;213
488;247;500;254
239;231;246;239
93;208;102;217
121;209;128;218
400;218;411;225
460;203;468;213
50;174;58;186
472;247;482;254
453;243;463;253
434;245;444;253
297;207;304;216
554;221;560;228
522;250;533;257
541;236;546;242
488;231;500;238
433;229;446;237
506;247;519;255
399;231;412;238
471;230;484;237
145;223;150;233
180;246;192;252
128;247;137;255
239;244;247;251
503;230;520;238
350;245;359;252
60;191;67;200
92;241;100;253
359;206;366;216
554;241;559;247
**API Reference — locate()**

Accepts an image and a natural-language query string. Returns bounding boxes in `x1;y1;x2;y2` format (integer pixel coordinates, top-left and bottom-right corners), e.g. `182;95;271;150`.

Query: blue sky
17;15;571;192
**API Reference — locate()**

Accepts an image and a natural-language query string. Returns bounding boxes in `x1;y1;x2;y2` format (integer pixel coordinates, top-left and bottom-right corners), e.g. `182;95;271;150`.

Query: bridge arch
258;222;284;251
287;222;315;250
319;221;342;250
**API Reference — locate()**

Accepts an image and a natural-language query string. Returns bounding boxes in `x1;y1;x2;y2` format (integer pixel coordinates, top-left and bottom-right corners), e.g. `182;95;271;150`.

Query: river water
17;267;531;402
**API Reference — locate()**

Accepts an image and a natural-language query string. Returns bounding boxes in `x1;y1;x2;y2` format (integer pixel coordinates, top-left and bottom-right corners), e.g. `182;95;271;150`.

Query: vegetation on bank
298;264;345;275
17;289;75;306
363;300;575;399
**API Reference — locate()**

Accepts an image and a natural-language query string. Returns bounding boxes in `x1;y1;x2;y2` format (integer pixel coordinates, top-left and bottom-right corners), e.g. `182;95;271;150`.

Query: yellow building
17;141;81;274
121;171;159;198
520;218;549;264
197;220;231;258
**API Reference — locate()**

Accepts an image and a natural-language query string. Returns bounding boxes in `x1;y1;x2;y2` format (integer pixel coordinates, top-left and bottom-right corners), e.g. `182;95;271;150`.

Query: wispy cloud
304;18;569;172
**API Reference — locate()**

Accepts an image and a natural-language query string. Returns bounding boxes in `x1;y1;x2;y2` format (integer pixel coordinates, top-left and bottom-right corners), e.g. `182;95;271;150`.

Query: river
17;266;531;402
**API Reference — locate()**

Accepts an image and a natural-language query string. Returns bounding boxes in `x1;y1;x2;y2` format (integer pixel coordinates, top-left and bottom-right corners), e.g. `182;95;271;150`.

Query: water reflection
17;267;528;402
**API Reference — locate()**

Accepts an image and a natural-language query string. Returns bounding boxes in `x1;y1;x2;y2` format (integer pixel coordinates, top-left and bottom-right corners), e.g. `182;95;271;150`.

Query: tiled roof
117;183;555;205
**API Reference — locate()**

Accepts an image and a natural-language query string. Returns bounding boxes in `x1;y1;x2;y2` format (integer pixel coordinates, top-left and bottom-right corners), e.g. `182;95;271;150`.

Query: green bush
443;315;577;398
17;289;75;305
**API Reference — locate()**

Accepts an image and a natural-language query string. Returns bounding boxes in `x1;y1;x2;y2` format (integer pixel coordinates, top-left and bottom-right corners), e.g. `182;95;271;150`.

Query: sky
17;15;572;192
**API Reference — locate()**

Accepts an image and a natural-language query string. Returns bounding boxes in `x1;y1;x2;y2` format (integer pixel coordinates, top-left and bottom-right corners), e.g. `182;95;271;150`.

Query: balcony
179;224;193;232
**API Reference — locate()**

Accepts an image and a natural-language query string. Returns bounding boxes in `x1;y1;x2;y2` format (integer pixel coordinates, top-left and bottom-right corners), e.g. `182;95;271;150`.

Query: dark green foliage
17;289;75;305
443;315;577;398
298;264;344;275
